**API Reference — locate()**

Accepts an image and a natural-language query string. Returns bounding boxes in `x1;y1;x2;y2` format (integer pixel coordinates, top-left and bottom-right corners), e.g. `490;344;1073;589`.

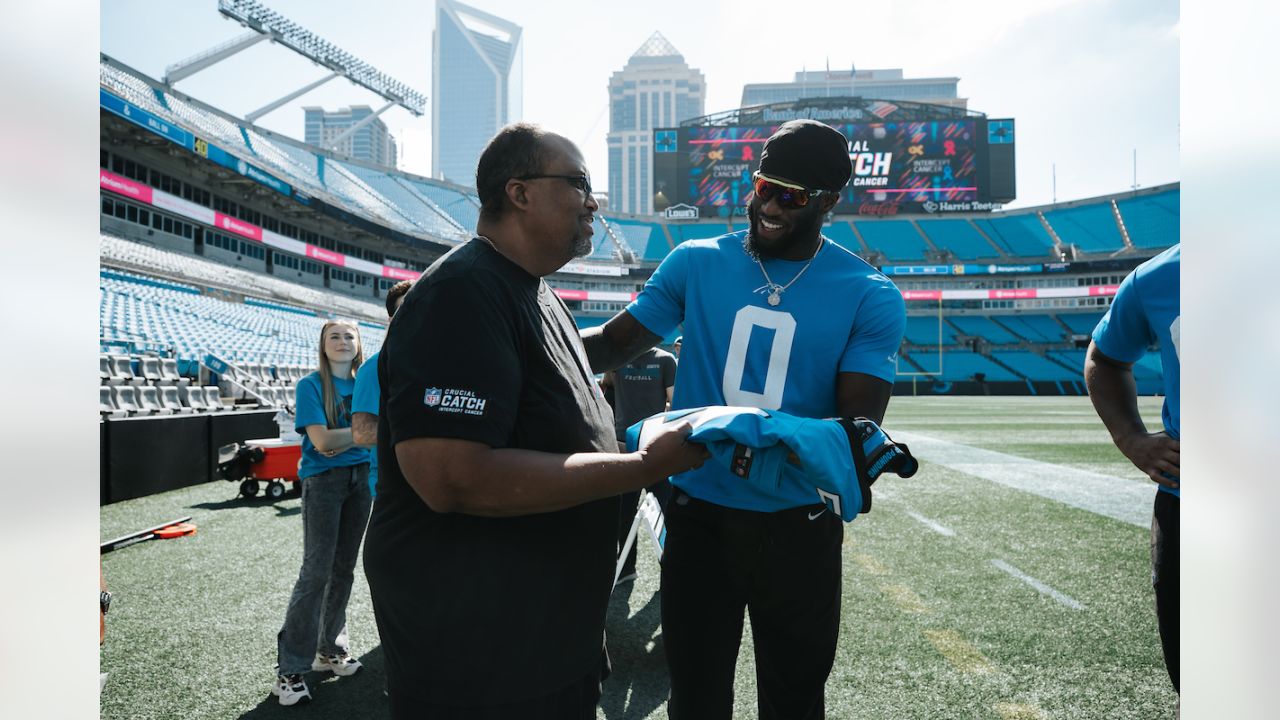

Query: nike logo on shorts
808;509;827;521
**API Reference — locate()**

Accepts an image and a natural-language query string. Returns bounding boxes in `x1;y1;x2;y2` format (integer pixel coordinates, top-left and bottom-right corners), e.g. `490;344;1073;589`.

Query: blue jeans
276;464;372;675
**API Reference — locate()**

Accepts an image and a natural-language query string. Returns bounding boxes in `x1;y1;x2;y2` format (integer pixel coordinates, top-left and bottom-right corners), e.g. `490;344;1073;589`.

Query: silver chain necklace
746;236;824;307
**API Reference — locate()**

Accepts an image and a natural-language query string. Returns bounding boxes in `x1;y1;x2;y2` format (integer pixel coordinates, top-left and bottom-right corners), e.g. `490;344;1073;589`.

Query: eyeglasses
516;174;593;196
751;172;824;209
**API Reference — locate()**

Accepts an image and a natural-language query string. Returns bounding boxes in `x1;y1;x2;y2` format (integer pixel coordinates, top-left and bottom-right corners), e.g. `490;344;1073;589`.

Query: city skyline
100;0;1178;210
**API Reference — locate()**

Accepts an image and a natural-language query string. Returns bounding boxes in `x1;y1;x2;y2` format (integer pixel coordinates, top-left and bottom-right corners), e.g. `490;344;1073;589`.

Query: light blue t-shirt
626;231;907;511
352;351;381;495
295;371;370;480
1092;244;1180;497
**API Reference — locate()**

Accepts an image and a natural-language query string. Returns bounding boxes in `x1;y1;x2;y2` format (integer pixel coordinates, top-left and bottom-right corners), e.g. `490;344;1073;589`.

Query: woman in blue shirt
272;320;372;706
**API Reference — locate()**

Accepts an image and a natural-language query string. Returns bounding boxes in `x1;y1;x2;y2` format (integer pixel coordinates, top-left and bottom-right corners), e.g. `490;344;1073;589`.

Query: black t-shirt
363;238;619;706
611;347;677;440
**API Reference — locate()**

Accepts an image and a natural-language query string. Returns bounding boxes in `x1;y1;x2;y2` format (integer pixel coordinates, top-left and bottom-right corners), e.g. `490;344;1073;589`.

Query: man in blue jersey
352;279;413;497
1085;244;1180;693
584;119;907;719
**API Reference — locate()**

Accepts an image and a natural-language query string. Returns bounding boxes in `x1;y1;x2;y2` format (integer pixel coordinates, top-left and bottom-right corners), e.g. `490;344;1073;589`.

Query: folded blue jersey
625;406;917;521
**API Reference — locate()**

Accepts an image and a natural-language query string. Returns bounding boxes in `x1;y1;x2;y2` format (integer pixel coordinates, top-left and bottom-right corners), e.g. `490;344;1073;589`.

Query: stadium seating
1058;312;1105;336
852;219;931;261
338;161;467;238
671;223;731;245
822;220;863;255
101;234;384;322
996;314;1067;343
903;315;959;346
1042;203;1125;253
948;316;1019;344
100;268;386;370
608;219;671;262
916;219;1002;260
100;386;126;418
906;350;1020;382
403;178;483;235
975;215;1056;257
990;351;1079;381
1047;349;1086;374
1116;190;1179;249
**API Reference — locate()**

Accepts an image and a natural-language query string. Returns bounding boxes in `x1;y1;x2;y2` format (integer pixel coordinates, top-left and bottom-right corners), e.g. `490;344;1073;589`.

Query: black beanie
758;119;852;192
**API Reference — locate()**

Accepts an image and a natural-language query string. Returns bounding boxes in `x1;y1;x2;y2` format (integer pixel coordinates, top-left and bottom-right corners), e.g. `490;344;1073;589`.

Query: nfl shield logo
423;388;442;407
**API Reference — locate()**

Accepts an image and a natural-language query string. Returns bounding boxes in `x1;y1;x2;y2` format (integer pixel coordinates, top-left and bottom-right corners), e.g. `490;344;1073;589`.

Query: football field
99;396;1177;719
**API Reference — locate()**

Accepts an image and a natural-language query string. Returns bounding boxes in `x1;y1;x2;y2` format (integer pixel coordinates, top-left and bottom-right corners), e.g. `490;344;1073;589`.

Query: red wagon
217;438;302;501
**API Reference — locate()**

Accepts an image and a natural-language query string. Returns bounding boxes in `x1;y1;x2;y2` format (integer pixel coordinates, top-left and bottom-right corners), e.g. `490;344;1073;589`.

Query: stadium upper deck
100;55;1176;282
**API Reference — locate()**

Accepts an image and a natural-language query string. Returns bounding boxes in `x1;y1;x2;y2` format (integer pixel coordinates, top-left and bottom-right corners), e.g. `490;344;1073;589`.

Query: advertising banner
100;89;193;151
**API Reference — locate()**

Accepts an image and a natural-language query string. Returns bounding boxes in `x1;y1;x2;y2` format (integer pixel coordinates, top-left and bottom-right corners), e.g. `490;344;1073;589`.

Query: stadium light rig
216;0;427;117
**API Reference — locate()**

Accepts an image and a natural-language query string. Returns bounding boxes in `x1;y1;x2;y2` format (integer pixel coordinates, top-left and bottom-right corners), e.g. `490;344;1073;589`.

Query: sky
100;0;1178;210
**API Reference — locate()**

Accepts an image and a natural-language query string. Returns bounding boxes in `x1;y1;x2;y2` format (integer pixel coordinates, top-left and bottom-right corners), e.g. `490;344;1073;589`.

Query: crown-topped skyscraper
607;32;705;215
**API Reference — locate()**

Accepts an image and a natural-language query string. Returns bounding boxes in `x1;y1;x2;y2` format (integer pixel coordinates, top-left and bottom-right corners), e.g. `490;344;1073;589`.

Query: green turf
100;396;1177;719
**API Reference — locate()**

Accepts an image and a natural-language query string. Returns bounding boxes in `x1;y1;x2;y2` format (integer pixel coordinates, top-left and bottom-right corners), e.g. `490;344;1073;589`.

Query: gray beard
572;234;593;259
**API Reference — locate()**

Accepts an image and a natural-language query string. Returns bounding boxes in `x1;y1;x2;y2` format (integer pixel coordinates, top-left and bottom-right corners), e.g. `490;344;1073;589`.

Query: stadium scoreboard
653;100;1015;218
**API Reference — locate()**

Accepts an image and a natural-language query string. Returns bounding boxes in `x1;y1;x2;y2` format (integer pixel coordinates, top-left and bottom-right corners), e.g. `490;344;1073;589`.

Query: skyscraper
607;32;704;215
303;106;399;168
432;0;523;186
741;67;966;109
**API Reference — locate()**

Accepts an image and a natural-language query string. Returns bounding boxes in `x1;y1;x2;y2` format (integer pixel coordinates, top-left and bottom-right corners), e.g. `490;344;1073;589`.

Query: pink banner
555;289;590;301
306;245;345;266
902;290;943;301
990;289;1038;300
383;267;420;281
99;169;153;204
214;212;263;242
1089;285;1120;297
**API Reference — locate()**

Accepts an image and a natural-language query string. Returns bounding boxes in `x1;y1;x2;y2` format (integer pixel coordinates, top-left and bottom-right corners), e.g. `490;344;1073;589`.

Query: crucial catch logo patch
424;387;487;416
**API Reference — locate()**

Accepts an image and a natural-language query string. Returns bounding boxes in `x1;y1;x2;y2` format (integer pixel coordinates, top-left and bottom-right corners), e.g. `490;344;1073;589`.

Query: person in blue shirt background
272;319;372;706
584;119;907;720
1085;243;1180;694
352;279;414;497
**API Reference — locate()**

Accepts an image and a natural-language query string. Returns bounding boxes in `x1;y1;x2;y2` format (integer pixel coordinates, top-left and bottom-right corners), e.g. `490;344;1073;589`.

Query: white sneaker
312;651;362;677
272;673;311;706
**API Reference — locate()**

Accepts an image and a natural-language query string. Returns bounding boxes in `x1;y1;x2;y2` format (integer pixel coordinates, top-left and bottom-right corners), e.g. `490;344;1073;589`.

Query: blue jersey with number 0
626;231;906;511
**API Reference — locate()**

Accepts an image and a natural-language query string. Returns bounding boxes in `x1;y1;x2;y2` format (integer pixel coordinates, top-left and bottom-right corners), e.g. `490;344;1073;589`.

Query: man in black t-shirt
362;123;707;720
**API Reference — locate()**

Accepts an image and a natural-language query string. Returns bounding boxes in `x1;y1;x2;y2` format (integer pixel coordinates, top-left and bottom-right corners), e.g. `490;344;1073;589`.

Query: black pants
1151;490;1179;692
390;668;601;720
661;490;843;720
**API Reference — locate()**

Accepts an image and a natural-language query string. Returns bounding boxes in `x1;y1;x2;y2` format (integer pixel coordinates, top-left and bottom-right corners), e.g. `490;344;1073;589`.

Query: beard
746;201;825;258
571;232;593;259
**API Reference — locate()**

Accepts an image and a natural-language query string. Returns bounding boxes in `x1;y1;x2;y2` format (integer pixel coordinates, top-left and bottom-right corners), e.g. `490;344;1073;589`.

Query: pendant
767;291;781;306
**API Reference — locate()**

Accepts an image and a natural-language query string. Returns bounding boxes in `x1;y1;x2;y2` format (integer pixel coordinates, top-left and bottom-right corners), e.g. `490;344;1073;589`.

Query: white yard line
892;430;1152;527
903;509;956;537
991;559;1085;610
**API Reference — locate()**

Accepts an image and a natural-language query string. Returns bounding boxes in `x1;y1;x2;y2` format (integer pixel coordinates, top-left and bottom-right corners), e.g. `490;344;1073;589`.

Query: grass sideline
100;396;1177;719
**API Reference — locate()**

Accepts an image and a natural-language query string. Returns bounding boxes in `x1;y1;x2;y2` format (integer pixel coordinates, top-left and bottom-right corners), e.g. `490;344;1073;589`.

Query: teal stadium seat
916;219;1001;260
822;221;862;254
1116;189;1179;249
949;316;1018;344
1042;203;1125;253
976;215;1055;258
672;222;730;245
991;351;1077;381
853;219;930;261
